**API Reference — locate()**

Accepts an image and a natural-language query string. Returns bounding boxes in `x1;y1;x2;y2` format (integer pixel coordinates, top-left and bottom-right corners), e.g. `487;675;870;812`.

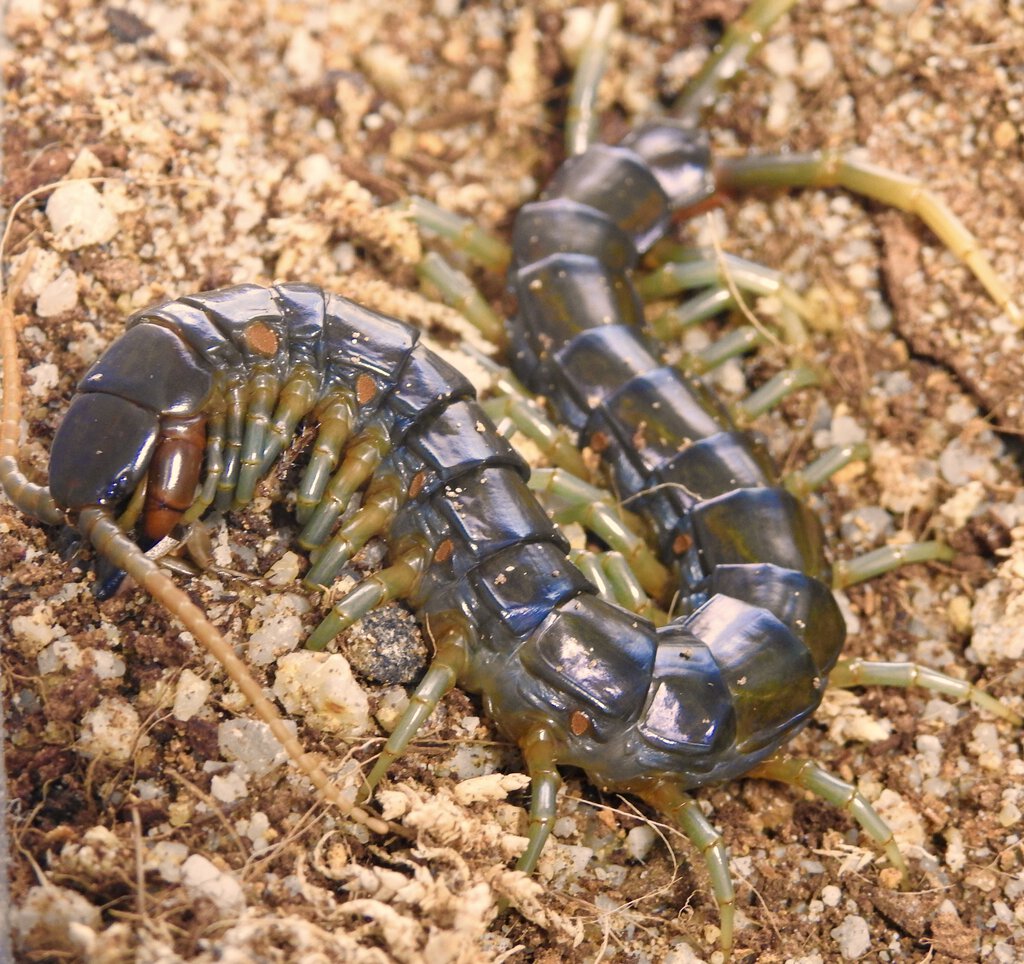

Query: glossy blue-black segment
129;300;243;370
686;593;821;754
410;399;526;493
692;487;829;580
516;253;644;354
638;623;734;754
181;284;288;359
78;323;212;417
437;465;564;558
471;541;592;637
543;144;670;252
272;284;323;352
512;199;638;272
708;563;845;674
388;343;475;437
49;393;157;509
322;292;418;383
619;122;715;209
550;326;660;432
519;594;657;724
598;366;731;470
654;431;775;499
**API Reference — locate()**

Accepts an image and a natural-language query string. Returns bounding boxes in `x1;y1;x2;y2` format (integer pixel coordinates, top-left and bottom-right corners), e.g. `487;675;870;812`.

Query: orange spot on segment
589;431;609;454
244;321;279;356
434;538;454;562
356;373;376;405
570;711;589;736
672;533;693;556
409;470;427;499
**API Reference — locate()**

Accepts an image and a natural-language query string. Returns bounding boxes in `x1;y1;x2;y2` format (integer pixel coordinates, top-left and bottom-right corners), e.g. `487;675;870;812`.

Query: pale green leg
295;392;356;524
305;473;403;587
673;0;800;124
297;421;390;550
417;252;506;344
641;780;736;957
515;726;563;874
638;252;817;346
832;540;954;589
716;152;1022;327
529;466;670;601
570;549;667;625
831;658;1021;725
215;378;248;510
749;755;909;885
359;620;470;798
258;366;321;475
305;541;432;650
685;325;766;376
234;366;280;506
481;394;589;479
402;196;510;271
732;365;818;423
564;3;619;156
783;443;869;498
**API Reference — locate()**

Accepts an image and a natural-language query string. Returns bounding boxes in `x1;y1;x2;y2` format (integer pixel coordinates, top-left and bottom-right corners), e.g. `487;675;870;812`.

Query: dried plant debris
2;1;1024;961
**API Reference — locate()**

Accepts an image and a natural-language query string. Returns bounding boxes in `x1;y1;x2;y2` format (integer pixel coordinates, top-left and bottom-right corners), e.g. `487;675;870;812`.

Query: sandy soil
2;1;1024;962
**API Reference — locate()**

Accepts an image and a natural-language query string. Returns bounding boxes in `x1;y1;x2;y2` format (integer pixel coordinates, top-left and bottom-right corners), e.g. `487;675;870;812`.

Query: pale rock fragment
77;698;148;764
181;854;246;915
46;181;119;250
273;651;370;735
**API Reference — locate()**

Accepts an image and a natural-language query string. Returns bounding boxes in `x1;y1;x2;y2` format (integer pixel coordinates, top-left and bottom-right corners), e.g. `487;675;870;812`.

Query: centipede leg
295;391;357;524
715;152;1022;326
783;443;870;499
569;549;666;625
298;419;391;549
637;251;819;346
748;754;909;884
732;365;819;424
417;252;506;345
305;472;404;586
305;540;433;650
515;725;562;875
529;467;670;601
830;658;1022;725
832;540;954;589
641;779;736;957
359;618;469;801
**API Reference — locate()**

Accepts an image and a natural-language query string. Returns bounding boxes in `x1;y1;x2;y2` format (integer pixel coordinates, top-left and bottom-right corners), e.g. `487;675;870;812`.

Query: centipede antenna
565;3;619;156
830;658;1022;726
749;754;909;885
672;0;800;125
75;507;390;834
0;218;63;524
715;151;1023;327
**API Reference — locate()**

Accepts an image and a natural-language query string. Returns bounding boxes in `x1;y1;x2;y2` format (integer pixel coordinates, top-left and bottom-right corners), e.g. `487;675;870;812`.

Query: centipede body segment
1;1;1022;959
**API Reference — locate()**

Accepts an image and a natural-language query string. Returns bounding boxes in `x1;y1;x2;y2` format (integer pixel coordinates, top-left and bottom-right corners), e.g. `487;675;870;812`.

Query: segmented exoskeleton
1;1;1022;958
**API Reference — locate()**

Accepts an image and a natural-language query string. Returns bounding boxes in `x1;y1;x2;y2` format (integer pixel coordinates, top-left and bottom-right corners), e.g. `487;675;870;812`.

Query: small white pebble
831;914;871;959
172;668;210;722
77;698;148;764
821;884;842;907
46;181;119;250
625;824;658;862
180;854;246;915
36;270;79;317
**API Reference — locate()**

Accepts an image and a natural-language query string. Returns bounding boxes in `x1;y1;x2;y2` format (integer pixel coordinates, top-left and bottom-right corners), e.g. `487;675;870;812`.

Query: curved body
49;281;838;793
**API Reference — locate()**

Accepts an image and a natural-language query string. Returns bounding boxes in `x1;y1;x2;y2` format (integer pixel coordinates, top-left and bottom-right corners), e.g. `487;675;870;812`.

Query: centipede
2;1;1022;960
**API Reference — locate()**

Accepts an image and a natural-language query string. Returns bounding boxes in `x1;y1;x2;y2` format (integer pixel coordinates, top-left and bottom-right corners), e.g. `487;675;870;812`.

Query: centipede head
47;323;214;597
